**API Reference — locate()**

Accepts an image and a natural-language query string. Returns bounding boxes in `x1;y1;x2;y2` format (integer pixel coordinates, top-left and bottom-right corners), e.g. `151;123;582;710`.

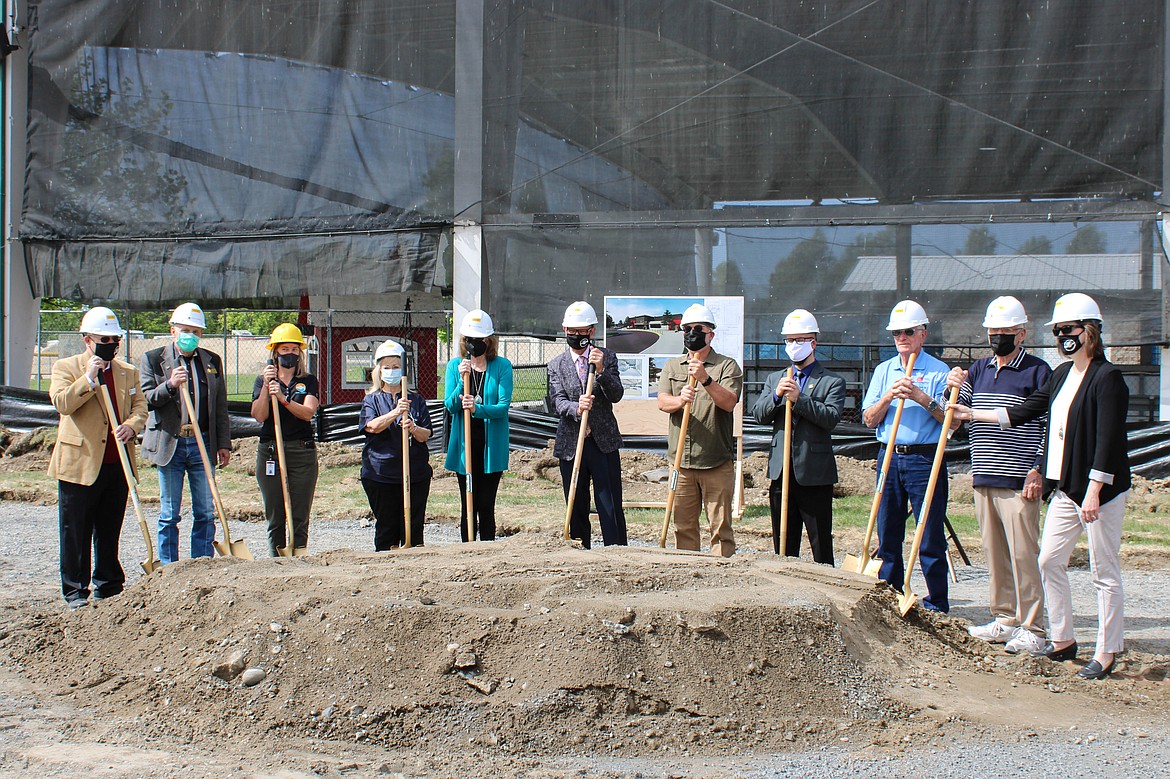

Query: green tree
963;226;997;255
1066;225;1106;254
1018;235;1053;255
713;259;744;295
769;229;834;299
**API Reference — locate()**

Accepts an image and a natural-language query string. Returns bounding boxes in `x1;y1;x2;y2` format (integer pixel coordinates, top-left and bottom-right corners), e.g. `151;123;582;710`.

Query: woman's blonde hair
272;345;308;377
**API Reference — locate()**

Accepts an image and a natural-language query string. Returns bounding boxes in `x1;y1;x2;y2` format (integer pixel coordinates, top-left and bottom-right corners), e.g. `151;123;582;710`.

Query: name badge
265;460;276;477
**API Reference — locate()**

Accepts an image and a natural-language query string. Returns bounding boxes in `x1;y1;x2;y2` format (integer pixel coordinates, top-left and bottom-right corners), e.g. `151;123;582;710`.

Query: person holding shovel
48;307;148;609
139;303;231;564
360;339;432;550
945;296;1051;655
250;323;319;556
751;309;845;564
443;309;512;542
861;300;952;612
657;303;742;557
548;301;627;548
950;293;1130;680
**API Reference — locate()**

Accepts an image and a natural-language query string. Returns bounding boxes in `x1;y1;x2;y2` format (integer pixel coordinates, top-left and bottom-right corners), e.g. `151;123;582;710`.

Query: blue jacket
443;356;513;474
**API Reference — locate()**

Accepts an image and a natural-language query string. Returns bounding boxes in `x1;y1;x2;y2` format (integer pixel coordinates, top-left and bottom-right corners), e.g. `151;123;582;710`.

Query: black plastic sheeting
6;386;1168;478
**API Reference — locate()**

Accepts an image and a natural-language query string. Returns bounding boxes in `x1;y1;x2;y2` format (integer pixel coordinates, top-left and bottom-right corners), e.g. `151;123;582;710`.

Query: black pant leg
407;478;430;547
795;482;835;566
364;478;403;551
559;457;593;548
91;463;128;595
767;478;786;556
475;471;502;540
58;478;97;602
588;442;627;546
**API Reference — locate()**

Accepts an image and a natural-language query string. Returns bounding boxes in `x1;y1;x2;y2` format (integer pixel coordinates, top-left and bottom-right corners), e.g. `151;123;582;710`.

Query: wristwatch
927;399;940;413
701;376;713;387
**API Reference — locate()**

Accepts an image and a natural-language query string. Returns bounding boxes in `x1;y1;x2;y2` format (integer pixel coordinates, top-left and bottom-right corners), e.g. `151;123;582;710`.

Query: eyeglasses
89;335;121;344
681;325;710;334
1051;323;1083;337
785;337;815;344
891;328;920;338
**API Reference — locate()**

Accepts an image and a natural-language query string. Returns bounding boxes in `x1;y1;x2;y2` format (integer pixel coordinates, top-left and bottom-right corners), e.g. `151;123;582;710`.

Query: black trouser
256;439;318;556
362;477;430;550
559;438;627;548
768;478;835;565
58;463;128;603
456;417;502;541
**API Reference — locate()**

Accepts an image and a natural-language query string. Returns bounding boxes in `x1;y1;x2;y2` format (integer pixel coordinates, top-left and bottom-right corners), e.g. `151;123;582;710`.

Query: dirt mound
0;426;56;473
3;535;1138;772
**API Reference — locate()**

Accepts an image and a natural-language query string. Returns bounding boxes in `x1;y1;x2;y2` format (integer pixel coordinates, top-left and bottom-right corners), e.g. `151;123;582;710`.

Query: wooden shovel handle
401;385;412;549
779;366;794;556
659;371;698;547
178;387;233;548
462;371;476;541
271;394;297;556
563;366;596;541
97;380;157;571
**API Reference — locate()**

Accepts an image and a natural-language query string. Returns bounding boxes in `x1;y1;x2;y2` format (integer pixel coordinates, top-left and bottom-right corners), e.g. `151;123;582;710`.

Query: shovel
272;394;307;557
401;383;413;549
462;371;477;541
897;383;961;617
96;379;161;575
659;370;698;548
178;387;252;560
841;352;917;577
778;367;795;557
563;361;596;542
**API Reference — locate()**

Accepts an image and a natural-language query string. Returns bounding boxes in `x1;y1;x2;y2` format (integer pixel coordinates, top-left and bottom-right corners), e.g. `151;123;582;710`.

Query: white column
453;220;482;329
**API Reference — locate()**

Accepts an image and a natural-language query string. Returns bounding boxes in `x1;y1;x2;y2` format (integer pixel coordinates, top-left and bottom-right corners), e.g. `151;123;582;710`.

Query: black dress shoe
1044;641;1078;662
1076;658;1115;680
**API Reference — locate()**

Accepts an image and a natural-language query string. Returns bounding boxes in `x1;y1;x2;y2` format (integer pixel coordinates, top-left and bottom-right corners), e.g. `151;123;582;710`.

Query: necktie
577;355;587;387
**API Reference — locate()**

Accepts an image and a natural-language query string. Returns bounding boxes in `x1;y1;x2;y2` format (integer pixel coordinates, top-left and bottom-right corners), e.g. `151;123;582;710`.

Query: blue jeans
157;435;216;564
875;450;950;612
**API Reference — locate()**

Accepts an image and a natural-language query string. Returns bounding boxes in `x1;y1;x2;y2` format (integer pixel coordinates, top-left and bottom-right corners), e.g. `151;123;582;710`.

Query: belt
178;424;197;438
261;439;316;449
892;443;935;455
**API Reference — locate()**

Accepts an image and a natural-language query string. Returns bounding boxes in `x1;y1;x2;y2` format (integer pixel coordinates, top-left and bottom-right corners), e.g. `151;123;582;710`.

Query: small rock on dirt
241;667;266;687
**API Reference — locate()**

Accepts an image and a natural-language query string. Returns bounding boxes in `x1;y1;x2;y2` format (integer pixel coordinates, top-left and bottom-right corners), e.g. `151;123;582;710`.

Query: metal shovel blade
841;552;881;578
213;538;254;561
140;557;162;575
897;590;917;617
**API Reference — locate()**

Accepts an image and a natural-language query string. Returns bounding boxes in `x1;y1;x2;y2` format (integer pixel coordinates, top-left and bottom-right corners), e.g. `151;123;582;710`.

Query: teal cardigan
443;355;513;474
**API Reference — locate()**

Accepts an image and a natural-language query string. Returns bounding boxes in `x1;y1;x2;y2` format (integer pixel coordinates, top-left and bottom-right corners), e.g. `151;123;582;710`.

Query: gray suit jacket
548;346;624;458
139;343;230;466
751;361;845;486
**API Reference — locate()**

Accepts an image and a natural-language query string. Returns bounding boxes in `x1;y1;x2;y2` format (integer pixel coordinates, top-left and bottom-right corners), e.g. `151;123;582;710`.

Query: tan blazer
47;352;148;486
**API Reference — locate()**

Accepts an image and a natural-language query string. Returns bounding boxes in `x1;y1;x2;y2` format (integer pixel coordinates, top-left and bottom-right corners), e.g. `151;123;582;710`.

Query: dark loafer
1044;641;1078;662
1076;658;1115;680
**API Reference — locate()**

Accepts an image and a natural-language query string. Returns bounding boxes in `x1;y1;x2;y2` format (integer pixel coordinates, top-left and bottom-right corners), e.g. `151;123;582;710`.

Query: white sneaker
967;620;1015;643
1004;627;1046;656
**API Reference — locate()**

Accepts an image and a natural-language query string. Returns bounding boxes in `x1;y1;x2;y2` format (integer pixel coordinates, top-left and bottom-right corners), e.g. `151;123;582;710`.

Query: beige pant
673;460;736;557
1039;489;1127;653
974;486;1044;636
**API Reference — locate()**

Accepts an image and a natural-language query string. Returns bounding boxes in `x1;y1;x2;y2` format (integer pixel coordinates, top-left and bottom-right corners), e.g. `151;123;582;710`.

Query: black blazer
1006;357;1130;505
548;346;624;458
751;361;845;486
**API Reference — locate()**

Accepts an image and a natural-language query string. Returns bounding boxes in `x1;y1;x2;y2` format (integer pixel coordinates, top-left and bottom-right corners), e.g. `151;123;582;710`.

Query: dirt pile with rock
5;535;1164;775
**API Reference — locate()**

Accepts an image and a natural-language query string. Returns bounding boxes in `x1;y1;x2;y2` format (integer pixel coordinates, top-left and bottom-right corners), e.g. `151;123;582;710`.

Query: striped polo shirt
958;348;1052;490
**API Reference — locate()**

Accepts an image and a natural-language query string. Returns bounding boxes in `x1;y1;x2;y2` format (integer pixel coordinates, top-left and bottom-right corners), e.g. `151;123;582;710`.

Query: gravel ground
1;500;1168;778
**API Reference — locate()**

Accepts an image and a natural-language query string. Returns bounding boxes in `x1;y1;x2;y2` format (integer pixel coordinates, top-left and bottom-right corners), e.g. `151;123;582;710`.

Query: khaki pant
974;485;1044;636
673;460;735;557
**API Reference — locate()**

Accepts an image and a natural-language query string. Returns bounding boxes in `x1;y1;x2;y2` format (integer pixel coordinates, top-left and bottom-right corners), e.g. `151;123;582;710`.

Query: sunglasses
1051;324;1083;337
90;335;122;344
681;325;710;334
891;328;920;338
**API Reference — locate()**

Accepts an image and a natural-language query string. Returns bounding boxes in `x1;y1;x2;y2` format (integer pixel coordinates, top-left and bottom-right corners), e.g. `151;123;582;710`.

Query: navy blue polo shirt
958;349;1052;490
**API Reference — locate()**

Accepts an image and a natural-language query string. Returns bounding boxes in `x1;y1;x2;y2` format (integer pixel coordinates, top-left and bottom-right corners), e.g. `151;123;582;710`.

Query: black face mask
1057;334;1083;356
93;341;118;361
989;333;1017;357
682;329;709;352
277;352;300;369
565;333;592;351
465;338;488;358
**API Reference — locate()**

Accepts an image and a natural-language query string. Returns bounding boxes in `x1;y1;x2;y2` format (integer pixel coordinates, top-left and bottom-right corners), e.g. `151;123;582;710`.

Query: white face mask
380;367;403;386
785;340;814;364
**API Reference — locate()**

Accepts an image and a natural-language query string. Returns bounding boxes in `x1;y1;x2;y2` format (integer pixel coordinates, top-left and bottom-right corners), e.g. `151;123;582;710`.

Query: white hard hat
79;307;124;337
680;303;716;328
562;301;598;328
781;308;820;335
169;302;207;329
886;299;929;330
459;309;495;338
374;339;405;363
982;296;1028;329
1045;293;1102;326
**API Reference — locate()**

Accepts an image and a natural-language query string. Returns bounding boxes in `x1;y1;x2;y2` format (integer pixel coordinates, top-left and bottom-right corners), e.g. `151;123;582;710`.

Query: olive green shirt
658;350;743;469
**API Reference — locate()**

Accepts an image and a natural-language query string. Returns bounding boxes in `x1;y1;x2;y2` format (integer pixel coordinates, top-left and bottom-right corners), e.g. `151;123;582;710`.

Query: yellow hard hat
266;322;307;350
